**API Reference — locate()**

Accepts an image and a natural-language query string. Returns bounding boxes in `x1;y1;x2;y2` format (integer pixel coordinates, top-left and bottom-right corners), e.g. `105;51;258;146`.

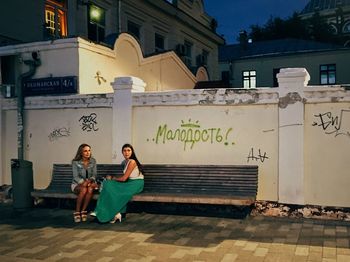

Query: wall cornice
304;86;350;103
132;88;279;106
2;87;350;111
1;94;113;110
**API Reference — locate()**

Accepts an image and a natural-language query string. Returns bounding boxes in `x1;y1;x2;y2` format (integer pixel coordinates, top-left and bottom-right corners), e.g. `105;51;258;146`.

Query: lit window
242;70;256;88
155;33;164;52
88;4;106;42
45;0;67;38
320;64;336;85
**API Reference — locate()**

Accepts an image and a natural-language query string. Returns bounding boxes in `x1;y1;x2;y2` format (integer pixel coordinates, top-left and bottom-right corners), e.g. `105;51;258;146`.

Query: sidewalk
0;202;349;262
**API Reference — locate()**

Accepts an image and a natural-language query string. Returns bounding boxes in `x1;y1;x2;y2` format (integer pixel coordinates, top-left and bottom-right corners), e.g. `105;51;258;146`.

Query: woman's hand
106;175;112;180
82;180;90;187
90;182;99;190
114;177;124;182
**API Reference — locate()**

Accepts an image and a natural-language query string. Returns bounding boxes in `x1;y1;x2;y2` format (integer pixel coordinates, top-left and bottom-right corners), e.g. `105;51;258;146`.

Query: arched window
343;21;350;33
329;24;338;34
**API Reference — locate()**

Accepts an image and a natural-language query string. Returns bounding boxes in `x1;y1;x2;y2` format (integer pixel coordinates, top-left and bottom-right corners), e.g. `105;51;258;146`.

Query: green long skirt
94;179;144;223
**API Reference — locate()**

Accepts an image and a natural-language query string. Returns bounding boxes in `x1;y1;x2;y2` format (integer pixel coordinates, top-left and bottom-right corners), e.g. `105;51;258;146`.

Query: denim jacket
71;158;97;187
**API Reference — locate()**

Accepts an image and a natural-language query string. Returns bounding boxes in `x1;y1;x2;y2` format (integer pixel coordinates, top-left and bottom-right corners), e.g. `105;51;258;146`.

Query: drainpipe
17;52;41;160
117;0;122;34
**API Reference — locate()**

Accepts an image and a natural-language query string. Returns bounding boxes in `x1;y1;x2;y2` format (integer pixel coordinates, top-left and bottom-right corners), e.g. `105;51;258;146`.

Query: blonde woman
71;143;98;222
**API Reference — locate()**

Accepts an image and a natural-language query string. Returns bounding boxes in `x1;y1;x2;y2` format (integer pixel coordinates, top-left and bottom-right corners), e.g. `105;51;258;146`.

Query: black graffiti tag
79;113;99;132
48;127;70;141
247;147;269;163
312;110;350;138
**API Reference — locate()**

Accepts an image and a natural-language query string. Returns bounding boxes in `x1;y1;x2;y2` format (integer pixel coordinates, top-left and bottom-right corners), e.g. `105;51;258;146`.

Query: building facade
300;0;350;45
219;38;350;88
0;0;224;81
217;0;350;89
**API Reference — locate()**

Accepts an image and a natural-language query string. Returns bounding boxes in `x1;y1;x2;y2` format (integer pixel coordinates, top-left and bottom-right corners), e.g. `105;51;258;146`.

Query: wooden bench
31;164;258;207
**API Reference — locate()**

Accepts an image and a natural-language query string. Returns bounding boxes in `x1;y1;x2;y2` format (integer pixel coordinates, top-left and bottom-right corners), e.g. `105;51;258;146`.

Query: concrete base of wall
251;201;350;222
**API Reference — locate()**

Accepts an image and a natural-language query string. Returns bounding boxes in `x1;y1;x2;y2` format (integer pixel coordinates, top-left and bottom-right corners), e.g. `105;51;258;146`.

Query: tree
247;12;335;43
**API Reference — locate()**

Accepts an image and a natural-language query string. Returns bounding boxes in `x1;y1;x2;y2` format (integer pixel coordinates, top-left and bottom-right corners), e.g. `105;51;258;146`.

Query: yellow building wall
113;34;196;91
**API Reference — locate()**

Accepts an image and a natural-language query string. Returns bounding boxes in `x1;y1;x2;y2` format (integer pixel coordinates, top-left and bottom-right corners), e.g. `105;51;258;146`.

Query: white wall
1;94;114;188
133;104;278;201
2;69;350;208
305;102;350;207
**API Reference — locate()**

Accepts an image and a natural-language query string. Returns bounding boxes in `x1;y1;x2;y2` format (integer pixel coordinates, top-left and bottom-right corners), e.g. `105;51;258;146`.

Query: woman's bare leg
81;184;96;211
75;181;89;212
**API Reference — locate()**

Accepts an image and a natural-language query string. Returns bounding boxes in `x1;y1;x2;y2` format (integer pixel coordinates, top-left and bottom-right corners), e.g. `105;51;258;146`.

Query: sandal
73;212;81;223
81;211;88;222
110;213;122;224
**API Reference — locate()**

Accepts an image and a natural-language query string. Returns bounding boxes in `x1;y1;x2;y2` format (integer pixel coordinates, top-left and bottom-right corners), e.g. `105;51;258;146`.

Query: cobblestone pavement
0;203;349;262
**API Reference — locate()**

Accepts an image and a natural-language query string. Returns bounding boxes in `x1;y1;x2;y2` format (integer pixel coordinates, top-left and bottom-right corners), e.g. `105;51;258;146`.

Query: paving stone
242;242;258;251
337;254;350;262
307;251;322;261
321;258;337;262
324;228;336;236
295;246;309;256
253;247;268;257
220;253;237;262
336;238;349;248
1;203;350;262
337;247;350;255
322;246;337;258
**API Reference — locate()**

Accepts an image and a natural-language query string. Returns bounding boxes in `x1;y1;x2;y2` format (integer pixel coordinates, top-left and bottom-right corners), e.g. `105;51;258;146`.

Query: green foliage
246;11;337;43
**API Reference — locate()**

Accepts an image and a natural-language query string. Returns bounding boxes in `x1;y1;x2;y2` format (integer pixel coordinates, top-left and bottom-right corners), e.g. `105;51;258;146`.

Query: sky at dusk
204;0;311;44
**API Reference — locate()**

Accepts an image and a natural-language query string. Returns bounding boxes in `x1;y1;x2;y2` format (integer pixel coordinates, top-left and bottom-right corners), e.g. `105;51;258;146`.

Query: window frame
242;70;256;88
184;40;193;67
88;3;106;42
320;64;336;85
127;20;141;40
45;0;67;38
155;33;165;52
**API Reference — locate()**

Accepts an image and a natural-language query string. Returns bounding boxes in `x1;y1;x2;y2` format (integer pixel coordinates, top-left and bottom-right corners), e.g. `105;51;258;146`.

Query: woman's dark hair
122;143;144;174
73;143;91;162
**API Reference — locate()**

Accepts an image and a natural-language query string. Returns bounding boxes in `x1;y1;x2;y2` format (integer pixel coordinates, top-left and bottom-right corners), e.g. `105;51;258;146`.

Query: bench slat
32;163;258;206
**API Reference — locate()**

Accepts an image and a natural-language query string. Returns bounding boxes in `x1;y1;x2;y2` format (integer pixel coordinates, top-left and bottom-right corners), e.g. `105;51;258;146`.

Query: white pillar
111;76;145;163
277;68;310;204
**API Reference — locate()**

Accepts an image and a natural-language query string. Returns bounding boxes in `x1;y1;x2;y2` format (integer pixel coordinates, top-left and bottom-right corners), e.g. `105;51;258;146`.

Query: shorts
71;183;78;193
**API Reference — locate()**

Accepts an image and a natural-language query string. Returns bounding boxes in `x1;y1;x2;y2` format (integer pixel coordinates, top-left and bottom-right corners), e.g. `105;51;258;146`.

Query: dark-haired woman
94;143;144;223
71;143;98;223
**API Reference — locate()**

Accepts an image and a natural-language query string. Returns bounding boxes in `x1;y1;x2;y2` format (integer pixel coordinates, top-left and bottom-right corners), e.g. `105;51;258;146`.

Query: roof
218;38;346;62
301;0;350;15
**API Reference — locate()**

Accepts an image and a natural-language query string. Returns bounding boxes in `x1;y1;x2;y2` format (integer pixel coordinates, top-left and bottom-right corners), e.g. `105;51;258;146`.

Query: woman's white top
124;160;144;180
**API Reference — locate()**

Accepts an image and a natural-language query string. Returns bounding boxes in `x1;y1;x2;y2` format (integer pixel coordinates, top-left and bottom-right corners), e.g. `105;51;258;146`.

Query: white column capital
111;76;146;92
277;68;310;89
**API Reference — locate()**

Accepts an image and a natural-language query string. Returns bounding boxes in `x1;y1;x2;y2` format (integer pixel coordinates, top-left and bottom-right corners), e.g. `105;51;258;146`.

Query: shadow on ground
1;201;349;249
